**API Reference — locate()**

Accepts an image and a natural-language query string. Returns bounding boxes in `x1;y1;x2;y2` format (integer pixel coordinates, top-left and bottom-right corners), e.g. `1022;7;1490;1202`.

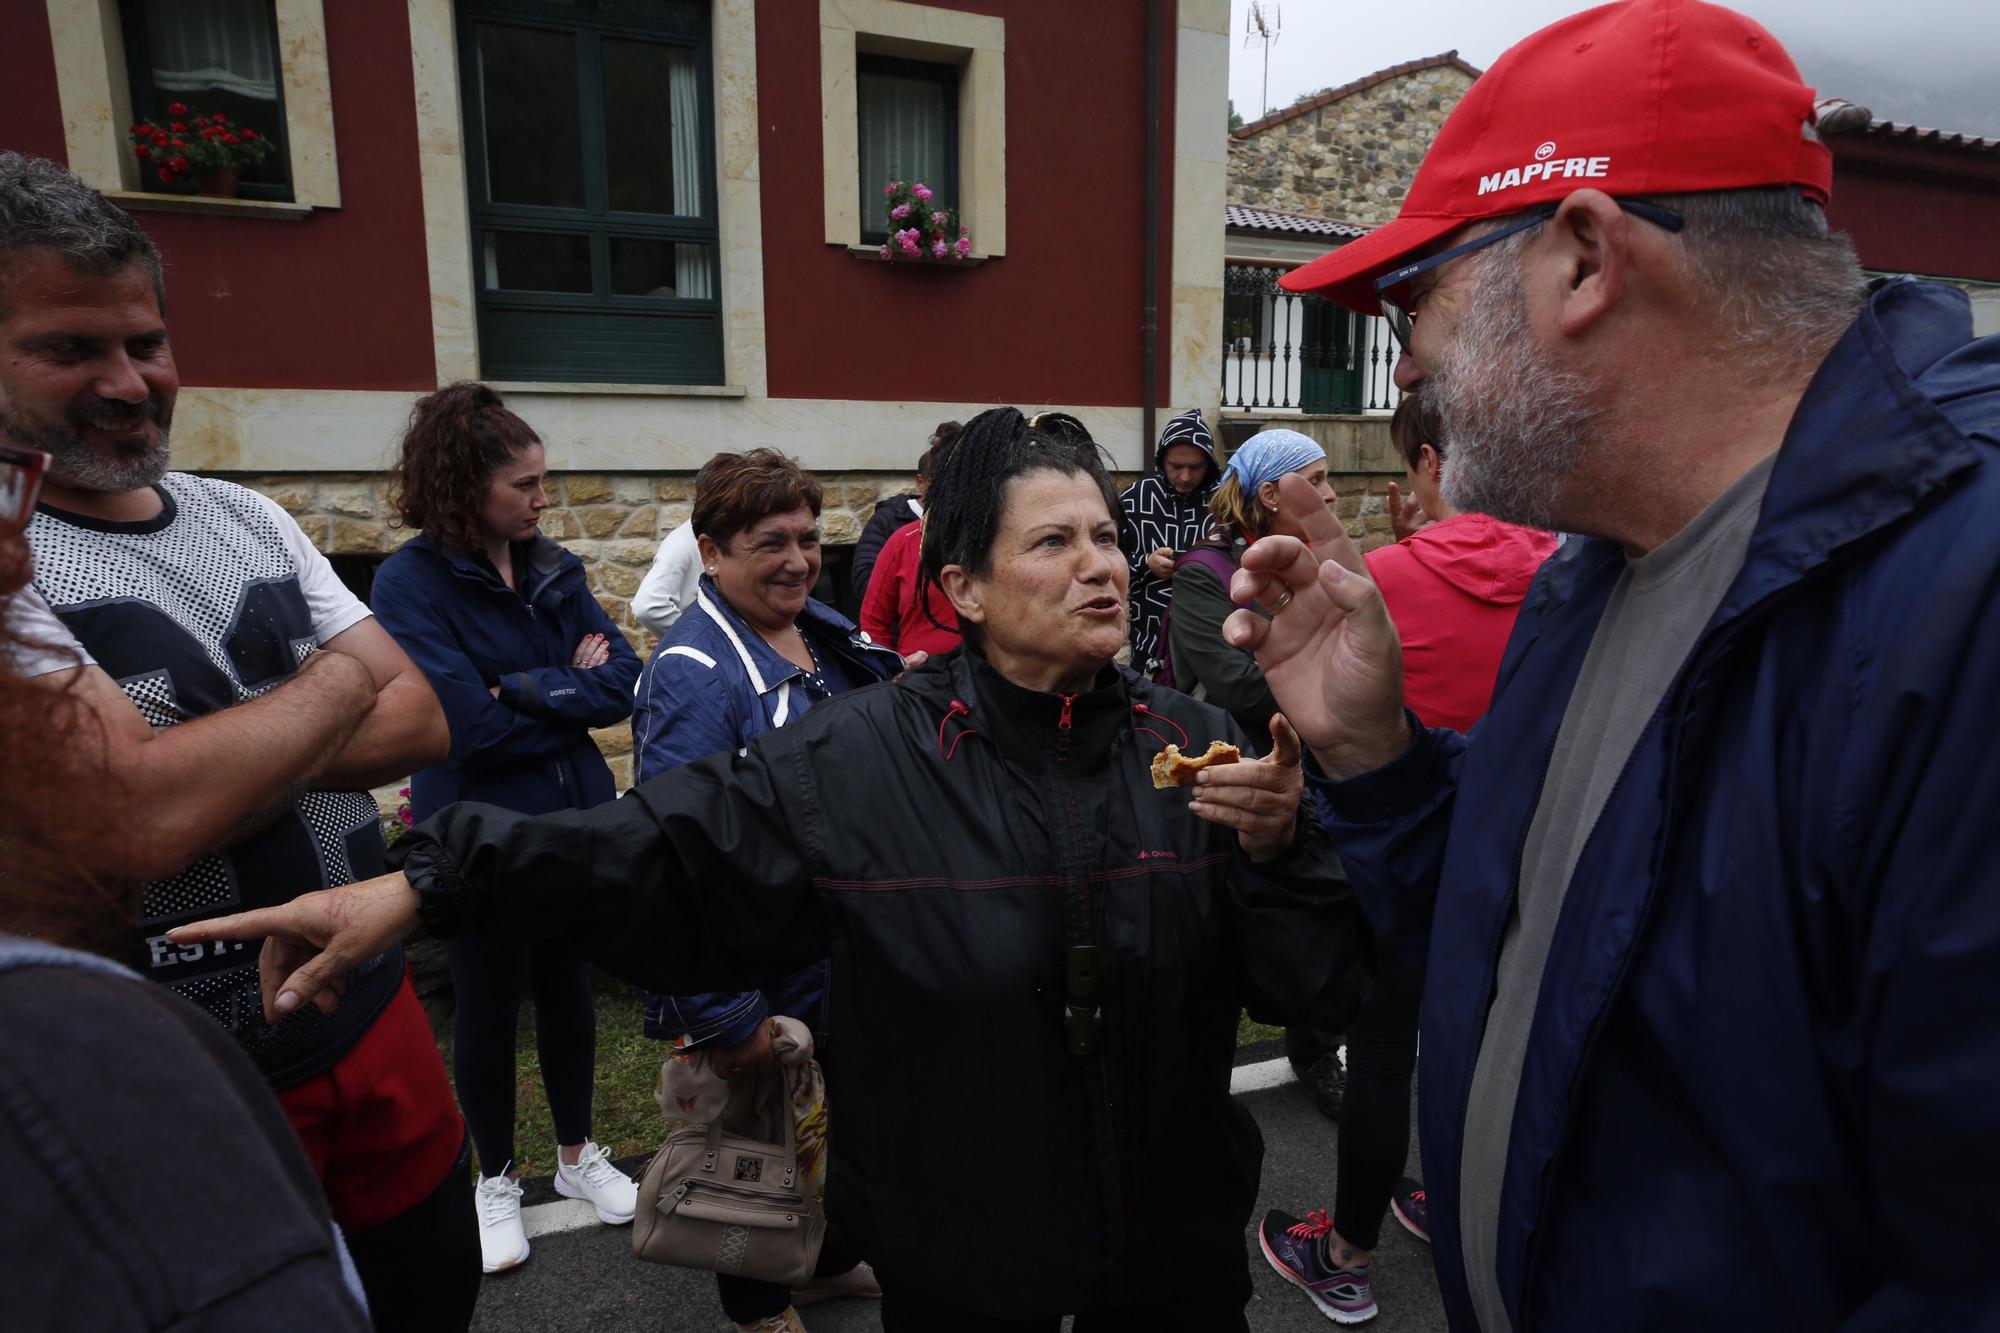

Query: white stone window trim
819;0;1006;258
44;0;342;211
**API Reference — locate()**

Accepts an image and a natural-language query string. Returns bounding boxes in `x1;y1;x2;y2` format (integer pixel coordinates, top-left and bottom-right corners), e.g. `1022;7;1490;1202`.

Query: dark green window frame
457;0;722;385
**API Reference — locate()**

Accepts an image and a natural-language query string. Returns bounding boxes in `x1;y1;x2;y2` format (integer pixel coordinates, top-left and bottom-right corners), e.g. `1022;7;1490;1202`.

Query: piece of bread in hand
1150;740;1242;788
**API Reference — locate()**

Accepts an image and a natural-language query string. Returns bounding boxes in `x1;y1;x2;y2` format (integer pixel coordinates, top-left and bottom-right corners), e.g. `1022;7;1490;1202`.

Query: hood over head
1154;407;1220;479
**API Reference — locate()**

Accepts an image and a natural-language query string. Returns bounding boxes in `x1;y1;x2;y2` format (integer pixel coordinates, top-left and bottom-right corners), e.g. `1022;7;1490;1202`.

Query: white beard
1426;253;1599;531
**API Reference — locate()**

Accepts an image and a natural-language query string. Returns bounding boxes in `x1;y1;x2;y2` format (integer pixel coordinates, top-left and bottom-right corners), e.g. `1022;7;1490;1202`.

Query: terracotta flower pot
195;166;240;198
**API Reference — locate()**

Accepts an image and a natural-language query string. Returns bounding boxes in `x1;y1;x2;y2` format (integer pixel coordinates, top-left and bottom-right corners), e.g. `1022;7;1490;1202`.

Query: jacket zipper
1055;692;1130;1298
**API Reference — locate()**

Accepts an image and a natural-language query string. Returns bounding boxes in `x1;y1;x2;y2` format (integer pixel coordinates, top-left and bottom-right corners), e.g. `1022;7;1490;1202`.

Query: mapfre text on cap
1478;155;1611;197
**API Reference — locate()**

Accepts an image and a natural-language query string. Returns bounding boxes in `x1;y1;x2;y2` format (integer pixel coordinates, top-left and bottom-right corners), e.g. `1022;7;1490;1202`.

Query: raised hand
1222;472;1410;781
167;872;423;1023
1189;712;1305;862
1386;481;1435;542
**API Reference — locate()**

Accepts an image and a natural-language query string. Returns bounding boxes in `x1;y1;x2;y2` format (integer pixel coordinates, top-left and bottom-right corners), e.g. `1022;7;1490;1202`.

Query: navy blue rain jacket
1316;281;2000;1331
371;533;640;822
633;578;901;1045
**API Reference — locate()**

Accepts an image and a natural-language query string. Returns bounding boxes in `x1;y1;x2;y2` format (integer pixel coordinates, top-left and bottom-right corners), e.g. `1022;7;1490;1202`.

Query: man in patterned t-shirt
0;155;478;1328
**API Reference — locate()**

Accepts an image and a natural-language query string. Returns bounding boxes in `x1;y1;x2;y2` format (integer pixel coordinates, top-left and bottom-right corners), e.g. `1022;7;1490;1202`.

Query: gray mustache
72;400;163;430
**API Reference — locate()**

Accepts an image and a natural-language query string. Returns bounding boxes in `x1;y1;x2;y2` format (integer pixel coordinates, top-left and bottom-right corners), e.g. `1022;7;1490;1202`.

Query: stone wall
1228;65;1475;225
239;470;915;789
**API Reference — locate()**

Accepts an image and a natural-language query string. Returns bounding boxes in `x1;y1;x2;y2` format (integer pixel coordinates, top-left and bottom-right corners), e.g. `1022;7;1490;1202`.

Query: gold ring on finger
1266;587;1295;615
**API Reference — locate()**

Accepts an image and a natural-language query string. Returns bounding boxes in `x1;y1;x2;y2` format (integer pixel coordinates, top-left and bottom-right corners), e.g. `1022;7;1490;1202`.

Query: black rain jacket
394;647;1369;1316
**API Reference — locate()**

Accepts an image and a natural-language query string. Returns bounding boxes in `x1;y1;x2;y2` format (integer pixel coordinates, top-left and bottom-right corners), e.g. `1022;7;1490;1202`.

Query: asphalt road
470;1074;1444;1333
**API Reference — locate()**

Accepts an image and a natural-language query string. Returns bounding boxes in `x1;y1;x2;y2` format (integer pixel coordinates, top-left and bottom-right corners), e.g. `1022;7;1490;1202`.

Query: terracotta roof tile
1225;204;1370;238
1815;98;2000;153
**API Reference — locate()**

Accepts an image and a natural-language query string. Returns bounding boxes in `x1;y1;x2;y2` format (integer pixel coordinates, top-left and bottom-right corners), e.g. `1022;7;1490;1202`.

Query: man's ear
1542;189;1631;340
939;565;985;626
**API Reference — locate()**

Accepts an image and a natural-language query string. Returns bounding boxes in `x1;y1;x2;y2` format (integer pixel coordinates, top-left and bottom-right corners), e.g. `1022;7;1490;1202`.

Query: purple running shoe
1258;1207;1377;1324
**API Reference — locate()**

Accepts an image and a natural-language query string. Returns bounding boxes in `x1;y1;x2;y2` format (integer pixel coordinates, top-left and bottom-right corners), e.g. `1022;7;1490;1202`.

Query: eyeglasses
1372;199;1685;355
0;444;51;534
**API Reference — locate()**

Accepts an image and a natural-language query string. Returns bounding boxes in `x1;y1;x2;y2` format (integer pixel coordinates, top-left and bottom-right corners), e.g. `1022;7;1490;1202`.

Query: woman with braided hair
176;406;1372;1331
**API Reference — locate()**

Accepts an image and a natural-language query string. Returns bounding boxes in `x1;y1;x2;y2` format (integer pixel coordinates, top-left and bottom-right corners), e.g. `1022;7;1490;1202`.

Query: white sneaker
475;1170;530;1274
554;1140;638;1224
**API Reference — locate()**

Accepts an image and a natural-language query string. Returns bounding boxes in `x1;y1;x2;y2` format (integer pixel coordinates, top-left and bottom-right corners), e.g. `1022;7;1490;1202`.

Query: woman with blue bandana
1163;427;1352;1131
1163;428;1334;741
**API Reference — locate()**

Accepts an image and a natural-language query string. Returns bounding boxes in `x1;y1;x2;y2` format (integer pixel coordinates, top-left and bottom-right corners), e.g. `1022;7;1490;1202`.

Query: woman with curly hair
368;383;643;1274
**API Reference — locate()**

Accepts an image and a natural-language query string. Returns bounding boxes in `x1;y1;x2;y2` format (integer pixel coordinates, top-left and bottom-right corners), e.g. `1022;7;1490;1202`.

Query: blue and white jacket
634;577;902;1044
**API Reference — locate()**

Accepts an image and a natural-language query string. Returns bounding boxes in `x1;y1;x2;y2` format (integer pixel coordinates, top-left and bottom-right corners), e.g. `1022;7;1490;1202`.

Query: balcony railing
1221;261;1402;416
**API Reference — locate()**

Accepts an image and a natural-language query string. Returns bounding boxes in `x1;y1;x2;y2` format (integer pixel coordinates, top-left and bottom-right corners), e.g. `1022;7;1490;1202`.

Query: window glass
856;56;956;239
127;0;291;193
474;24;586;208
482;230;593;293
601;39;701;216
610;237;713;297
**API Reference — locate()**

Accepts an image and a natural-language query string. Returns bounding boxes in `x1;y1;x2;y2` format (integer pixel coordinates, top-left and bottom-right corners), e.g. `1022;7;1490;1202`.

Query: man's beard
1;398;172;494
1427;252;1599;530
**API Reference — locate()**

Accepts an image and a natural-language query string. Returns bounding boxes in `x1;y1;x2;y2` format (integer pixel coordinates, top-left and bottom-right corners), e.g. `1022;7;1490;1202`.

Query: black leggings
345;1135;481;1332
1331;941;1426;1251
447;935;596;1173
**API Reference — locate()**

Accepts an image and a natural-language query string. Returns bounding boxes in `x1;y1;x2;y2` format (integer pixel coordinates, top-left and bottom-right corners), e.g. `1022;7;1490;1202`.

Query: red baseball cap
1281;0;1833;311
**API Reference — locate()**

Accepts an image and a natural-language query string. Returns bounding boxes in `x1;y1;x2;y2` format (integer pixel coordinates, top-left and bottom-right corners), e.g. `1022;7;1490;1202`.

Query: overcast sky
1227;0;2000;135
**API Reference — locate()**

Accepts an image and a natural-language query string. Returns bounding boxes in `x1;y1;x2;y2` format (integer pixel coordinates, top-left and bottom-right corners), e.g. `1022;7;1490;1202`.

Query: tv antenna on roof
1246;1;1281;119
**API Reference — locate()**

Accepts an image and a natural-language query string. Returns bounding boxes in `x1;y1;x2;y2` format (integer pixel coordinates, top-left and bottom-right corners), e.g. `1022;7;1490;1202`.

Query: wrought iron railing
1221;261;1402;415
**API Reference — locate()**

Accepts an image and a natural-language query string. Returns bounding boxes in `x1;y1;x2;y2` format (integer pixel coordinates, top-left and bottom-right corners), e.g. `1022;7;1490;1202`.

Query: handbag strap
701;1059;804;1191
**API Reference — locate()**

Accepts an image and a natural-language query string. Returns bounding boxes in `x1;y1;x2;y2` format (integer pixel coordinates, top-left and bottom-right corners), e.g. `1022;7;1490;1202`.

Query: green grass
439;977;1288;1177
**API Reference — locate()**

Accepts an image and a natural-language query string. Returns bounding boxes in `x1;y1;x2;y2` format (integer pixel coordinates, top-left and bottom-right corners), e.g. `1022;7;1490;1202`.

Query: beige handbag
632;1019;827;1284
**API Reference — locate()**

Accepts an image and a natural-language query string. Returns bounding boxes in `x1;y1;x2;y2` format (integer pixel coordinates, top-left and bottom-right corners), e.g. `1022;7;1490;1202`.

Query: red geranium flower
167;102;189;116
168;155;189;173
222;133;240;145
157;167;177;183
170;122;186;133
134;144;151;160
240;128;259;141
151;128;169;145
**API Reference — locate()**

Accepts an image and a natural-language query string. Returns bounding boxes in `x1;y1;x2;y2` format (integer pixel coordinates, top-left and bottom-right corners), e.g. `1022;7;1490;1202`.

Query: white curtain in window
145;0;279;100
667;48;713;299
859;72;947;210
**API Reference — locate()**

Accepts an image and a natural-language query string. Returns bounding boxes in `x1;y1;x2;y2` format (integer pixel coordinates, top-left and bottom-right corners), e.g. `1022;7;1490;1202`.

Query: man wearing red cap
1228;1;2000;1329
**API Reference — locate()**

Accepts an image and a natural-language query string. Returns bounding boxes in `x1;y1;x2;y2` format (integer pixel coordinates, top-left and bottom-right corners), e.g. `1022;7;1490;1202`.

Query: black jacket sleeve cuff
389;833;465;939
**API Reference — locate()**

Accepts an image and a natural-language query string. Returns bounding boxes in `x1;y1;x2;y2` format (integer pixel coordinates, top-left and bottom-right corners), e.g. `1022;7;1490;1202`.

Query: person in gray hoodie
1116;407;1219;678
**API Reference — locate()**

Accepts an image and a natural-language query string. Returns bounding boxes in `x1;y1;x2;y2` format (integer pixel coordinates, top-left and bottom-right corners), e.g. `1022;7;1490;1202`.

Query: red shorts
277;975;466;1235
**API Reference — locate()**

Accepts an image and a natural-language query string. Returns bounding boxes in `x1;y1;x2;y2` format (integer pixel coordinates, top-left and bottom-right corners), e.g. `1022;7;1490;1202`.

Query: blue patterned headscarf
1222;428;1326;494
